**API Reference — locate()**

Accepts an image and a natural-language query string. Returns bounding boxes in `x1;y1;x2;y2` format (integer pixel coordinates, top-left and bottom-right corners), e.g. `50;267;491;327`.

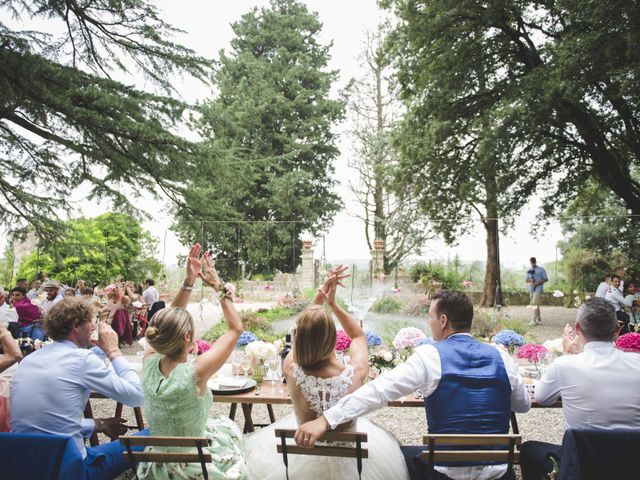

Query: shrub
371;296;403;314
409;261;463;290
403;296;430;316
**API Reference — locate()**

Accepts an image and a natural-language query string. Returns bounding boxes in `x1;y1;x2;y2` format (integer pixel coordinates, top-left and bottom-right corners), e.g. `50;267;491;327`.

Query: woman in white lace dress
245;267;409;480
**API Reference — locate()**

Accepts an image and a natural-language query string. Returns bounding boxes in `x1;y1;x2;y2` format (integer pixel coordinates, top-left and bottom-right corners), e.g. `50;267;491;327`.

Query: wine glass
239;354;252;378
230;351;242;376
265;356;278;385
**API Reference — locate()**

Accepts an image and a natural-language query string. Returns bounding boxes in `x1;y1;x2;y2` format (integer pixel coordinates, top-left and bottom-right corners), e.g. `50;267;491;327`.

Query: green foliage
0;0;210;238
403;296;430;317
381;0;640;218
15;213;161;285
370;296;403;314
174;0;345;279
409;261;463;290
200;306;291;343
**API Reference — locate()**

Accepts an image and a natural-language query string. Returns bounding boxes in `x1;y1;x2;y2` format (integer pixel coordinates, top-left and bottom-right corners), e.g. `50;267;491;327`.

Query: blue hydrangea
415;337;436;347
236;331;258;347
366;331;382;346
492;329;525;347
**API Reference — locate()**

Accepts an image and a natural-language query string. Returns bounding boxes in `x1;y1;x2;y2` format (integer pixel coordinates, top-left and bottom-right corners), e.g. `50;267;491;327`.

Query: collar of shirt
582;341;615;353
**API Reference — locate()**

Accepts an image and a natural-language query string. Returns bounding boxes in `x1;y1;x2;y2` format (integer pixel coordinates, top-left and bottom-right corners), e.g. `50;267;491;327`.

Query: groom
296;290;531;479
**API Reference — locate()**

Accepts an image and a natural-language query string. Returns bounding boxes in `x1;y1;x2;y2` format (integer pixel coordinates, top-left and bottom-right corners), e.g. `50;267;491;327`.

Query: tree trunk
480;176;502;307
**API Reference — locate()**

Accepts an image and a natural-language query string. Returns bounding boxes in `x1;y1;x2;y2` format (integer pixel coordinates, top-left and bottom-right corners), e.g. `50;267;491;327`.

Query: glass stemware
230;352;242;376
239;354;252;377
265;356;278;384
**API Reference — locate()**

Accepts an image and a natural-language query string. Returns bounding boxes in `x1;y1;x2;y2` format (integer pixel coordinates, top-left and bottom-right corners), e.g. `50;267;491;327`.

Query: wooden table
84;392;145;446
212;378;561;435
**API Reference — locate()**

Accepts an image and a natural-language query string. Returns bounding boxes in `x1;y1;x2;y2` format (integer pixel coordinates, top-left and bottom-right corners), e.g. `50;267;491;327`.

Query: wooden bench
275;428;368;480
421;434;521;473
120;435;211;480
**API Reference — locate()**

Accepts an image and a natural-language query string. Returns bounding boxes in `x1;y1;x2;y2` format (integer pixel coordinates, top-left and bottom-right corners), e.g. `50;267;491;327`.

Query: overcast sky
4;0;564;271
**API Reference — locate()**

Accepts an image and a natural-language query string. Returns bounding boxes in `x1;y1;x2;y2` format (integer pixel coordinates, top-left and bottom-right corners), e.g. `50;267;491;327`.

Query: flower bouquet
517;343;549;380
365;331;382;353
236;331;257;348
245;340;278;383
492;330;525;355
336;330;352;352
195;338;211;355
393;327;426;350
616;333;640;353
368;348;397;378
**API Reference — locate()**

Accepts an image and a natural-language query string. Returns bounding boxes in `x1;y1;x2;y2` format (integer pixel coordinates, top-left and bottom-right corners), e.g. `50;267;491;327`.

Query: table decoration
616;332;640;353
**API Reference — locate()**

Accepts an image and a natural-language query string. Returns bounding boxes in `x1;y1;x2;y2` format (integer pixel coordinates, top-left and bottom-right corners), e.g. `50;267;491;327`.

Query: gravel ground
97;303;577;478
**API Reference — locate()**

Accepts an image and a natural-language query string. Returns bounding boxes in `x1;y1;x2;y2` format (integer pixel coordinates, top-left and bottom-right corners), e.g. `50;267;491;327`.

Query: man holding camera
526;257;548;326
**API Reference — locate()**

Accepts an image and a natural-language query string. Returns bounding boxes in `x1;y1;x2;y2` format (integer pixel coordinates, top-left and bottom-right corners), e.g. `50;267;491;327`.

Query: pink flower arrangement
393;327;426;350
616;333;640;353
517;343;549;363
195;338;211;355
463;280;473;288
335;330;352;352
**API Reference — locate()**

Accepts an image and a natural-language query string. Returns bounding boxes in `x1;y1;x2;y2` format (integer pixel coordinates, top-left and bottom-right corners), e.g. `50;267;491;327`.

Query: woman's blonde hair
145;307;195;359
293;305;336;369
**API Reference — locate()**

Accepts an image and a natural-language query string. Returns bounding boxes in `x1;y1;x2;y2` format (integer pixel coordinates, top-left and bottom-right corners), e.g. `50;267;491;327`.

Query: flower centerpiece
368;349;396;378
236;331;258;348
517;343;549;377
195;338;211;355
616;333;640;353
542;338;564;357
365;331;382;350
392;327;426;350
492;330;525;354
336;330;352;352
245;340;277;383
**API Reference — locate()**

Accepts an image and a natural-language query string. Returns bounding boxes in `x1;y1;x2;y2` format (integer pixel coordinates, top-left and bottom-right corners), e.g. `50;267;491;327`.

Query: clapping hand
185;243;204;283
562;323;581;354
199;252;221;291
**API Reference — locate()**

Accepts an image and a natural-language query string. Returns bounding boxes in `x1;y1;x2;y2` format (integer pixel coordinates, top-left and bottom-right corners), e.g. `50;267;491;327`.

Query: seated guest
10;287;43;340
41;279;63;317
0;324;22;431
26;279;41;300
297;290;531;480
520;298;640;479
623;281;640;328
10;297;146;480
104;283;132;346
0;287;18;329
605;275;631;333
64;287;76;298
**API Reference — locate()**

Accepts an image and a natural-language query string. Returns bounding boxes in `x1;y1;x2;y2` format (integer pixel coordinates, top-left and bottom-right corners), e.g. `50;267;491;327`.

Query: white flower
572;290;579;295
585;295;592;300
245;340;276;360
543;338;564;354
553;290;565;298
224;283;235;294
383;351;393;362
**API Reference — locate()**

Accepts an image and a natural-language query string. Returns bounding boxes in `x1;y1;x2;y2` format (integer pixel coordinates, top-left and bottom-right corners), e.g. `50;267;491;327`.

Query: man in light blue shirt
526;256;548;325
10;297;147;480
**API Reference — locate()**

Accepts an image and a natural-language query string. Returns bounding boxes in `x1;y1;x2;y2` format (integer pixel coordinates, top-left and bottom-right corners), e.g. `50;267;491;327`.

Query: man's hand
96;417;128;440
94;321;119;354
294;416;329;448
562;323;582;354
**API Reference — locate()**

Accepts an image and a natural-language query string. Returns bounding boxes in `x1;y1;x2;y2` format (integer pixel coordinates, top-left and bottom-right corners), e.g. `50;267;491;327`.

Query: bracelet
182;284;194;292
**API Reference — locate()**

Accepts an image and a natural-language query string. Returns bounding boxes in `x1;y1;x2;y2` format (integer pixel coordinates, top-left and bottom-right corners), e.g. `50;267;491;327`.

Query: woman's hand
185;243;203;284
199;253;221;291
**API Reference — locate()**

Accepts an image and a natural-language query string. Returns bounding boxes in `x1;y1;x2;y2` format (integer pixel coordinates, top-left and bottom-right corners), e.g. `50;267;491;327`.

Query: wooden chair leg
267;404;276;423
134;407;145;431
115;402;123;419
83;400;99;446
241;403;254;433
510;412;520;435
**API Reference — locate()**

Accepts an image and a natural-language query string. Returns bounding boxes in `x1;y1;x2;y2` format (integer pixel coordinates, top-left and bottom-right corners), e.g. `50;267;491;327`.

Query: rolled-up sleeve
82;354;144;407
324;346;440;429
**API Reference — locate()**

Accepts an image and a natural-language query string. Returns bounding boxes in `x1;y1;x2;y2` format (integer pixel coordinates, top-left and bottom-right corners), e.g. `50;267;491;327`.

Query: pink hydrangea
616;333;640;353
195;338;211;355
393;327;427;350
517;343;549;363
335;330;352;352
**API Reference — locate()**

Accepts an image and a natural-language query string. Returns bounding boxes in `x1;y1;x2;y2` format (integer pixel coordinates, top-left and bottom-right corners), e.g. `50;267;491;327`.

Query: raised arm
319;271;368;382
312;265;350;306
194;254;243;391
171;243;202;308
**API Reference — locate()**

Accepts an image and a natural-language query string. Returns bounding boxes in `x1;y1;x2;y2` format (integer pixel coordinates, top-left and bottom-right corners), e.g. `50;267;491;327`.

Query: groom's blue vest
425;334;511;435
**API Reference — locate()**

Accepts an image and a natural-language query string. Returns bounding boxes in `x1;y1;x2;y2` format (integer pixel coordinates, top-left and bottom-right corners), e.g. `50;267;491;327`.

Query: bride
245;266;409;480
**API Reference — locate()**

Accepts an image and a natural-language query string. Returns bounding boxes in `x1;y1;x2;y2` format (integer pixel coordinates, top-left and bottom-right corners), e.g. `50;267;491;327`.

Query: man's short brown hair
44;297;94;340
431;290;474;332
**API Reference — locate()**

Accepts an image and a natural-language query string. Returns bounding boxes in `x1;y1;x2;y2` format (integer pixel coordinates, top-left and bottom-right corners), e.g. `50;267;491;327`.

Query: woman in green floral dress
138;244;246;479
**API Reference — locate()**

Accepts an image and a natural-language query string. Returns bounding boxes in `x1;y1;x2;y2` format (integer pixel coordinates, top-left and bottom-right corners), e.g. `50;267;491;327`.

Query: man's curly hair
44;297;94;340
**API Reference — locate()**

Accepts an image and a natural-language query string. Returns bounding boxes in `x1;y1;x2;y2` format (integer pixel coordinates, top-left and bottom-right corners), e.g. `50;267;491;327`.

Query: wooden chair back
120;435;212;480
275;428;368;480
421;434;521;469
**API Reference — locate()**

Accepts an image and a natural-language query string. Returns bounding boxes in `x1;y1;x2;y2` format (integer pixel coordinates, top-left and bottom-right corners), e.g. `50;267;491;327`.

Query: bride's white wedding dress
245;363;410;480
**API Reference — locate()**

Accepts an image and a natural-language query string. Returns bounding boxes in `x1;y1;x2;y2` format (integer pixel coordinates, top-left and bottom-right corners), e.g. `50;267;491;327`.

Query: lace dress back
292;363;355;427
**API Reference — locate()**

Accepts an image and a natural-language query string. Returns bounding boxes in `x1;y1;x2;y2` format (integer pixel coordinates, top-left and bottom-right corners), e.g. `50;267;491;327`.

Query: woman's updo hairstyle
145;307;195;359
293;305;336;369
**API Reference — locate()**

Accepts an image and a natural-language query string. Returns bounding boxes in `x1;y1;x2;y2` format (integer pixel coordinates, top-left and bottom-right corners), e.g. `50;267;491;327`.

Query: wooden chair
421;434;521;476
275;428;368;480
120;435;212;480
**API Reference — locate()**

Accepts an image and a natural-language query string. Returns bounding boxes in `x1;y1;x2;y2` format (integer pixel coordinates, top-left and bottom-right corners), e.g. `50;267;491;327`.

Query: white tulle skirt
245;414;409;480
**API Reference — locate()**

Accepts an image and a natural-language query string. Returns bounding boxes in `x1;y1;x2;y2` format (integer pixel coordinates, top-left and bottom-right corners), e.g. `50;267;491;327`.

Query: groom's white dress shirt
323;333;531;480
10;340;143;458
536;341;640;430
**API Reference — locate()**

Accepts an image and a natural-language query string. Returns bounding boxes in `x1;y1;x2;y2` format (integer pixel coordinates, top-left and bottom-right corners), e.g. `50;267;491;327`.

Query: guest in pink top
10;288;43;340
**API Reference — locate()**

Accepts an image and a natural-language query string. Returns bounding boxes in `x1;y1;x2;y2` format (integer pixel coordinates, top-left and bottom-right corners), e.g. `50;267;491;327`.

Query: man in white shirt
11;297;147;480
605;275;631;333
296;290;531;480
142;278;159;312
594;274;610;298
0;287;18;328
520;297;640;479
41;279;63;317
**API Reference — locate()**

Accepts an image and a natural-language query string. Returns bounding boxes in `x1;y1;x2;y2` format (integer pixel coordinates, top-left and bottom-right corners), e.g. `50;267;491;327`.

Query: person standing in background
526;257;548;326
